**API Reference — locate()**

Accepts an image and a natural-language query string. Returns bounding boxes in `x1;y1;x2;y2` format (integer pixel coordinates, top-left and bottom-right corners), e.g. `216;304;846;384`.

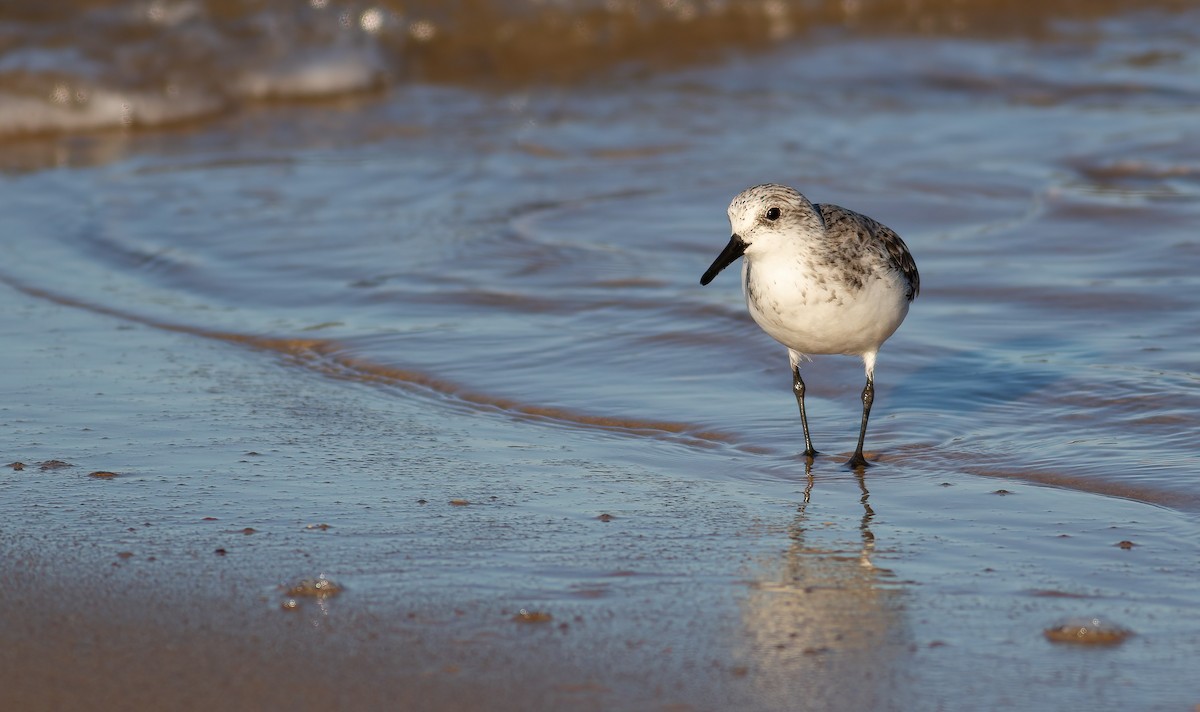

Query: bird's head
700;183;824;286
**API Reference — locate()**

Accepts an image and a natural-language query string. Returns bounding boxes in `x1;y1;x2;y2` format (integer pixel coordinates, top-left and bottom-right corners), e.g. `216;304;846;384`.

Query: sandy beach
4;279;1199;710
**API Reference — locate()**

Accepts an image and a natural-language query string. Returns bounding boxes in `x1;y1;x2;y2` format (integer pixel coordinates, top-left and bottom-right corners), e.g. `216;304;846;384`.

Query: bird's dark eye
765;207;781;221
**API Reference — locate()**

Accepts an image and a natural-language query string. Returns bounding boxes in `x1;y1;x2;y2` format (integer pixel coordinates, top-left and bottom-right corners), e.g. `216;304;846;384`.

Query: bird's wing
817;203;920;301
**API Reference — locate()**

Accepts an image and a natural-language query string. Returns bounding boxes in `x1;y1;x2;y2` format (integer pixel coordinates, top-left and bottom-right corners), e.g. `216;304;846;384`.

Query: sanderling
700;183;919;468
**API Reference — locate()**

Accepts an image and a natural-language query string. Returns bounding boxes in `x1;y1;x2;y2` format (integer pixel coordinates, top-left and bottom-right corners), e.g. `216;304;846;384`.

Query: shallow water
2;1;1200;709
5;10;1198;506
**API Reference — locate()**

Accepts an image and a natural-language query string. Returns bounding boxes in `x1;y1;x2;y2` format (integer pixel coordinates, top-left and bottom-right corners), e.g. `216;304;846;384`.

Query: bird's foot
844;453;871;470
802;447;819;459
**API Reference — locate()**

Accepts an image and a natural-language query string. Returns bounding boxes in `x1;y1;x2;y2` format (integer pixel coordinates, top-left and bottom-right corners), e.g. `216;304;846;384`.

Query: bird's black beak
700;234;746;286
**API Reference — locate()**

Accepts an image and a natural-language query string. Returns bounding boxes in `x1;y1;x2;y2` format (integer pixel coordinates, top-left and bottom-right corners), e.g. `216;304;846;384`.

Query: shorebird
700;183;919;468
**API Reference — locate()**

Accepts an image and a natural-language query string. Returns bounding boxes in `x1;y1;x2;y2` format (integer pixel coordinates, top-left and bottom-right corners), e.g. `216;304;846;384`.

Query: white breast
741;256;910;357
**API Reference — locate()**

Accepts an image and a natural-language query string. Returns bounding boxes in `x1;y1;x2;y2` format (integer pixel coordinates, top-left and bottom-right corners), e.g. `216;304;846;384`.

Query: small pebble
513;608;553;623
1044;618;1132;645
285;574;343;598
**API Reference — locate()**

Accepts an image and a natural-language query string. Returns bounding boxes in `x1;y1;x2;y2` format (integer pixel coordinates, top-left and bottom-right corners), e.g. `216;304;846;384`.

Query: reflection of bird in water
735;463;910;709
793;465;876;570
801;465;878;571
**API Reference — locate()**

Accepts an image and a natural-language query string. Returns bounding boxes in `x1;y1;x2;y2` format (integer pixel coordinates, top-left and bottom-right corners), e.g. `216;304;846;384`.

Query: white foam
0;86;226;137
234;49;385;100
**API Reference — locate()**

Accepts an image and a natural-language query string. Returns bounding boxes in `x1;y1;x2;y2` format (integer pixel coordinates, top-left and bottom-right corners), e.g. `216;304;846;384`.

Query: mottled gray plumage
815;203;920;302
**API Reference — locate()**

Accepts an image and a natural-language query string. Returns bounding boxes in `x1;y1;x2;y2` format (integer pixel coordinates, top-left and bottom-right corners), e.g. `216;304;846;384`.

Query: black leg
792;366;818;457
846;375;874;469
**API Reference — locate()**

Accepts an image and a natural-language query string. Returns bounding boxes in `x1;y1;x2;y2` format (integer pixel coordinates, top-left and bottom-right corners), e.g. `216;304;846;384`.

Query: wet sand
5;268;1200;711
